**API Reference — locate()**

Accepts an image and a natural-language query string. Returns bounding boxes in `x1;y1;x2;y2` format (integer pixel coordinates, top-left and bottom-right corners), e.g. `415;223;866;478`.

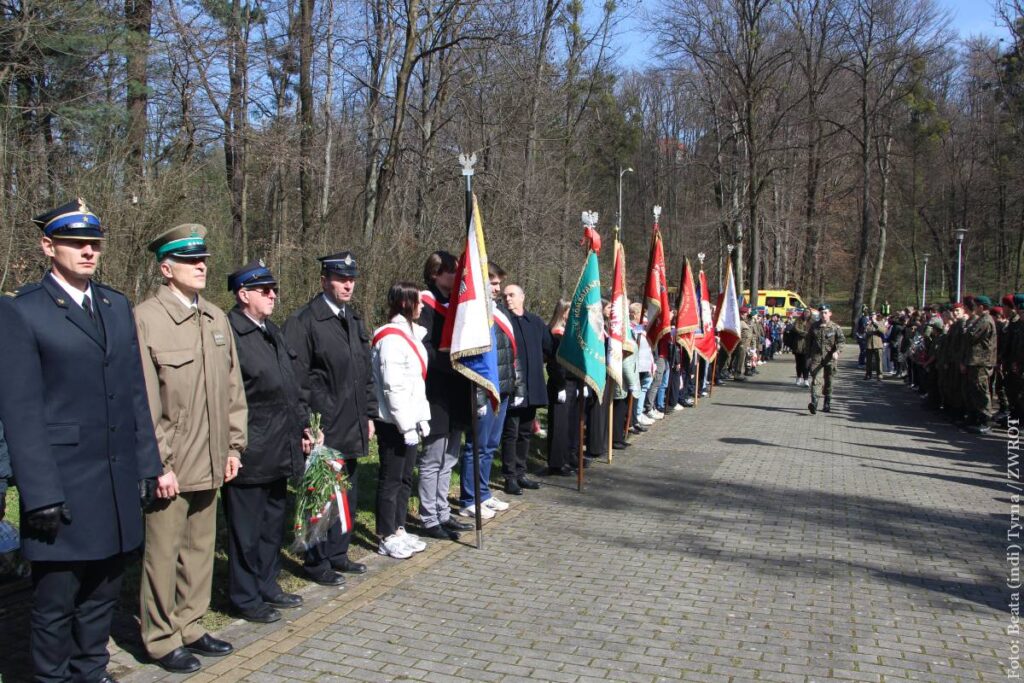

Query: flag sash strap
372;325;428;380
493;307;517;356
420;290;447;315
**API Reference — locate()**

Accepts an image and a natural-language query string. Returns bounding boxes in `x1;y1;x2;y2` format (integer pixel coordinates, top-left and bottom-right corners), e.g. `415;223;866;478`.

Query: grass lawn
1;411;553;632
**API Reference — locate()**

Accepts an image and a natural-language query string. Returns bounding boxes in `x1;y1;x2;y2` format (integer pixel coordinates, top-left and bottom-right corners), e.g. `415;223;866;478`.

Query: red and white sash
372;324;428;380
493;307;517;357
419;290;448;316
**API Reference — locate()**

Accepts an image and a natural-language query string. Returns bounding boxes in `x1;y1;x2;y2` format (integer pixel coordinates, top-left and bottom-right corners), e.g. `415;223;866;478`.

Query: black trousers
865;349;882;378
586;383;612;458
222;478;288;611
374;421;417;538
547;379;581;469
612;398;629;444
794;353;808;379
304;458;358;574
30;554;125;683
501;406;536;480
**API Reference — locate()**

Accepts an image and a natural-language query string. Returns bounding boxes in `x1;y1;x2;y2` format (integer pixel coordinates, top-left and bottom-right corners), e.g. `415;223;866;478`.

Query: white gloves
583;386;590;398
477;404;488;417
403;430;419;446
512;396;525;407
557;389;567;404
417;421;430;439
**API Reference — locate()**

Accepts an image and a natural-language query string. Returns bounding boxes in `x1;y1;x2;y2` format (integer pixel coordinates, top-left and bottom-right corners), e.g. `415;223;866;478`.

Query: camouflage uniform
806;316;845;413
962;307;997;432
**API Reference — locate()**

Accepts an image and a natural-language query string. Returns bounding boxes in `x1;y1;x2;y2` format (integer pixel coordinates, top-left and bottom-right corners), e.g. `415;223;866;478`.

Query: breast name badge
213;331;226;346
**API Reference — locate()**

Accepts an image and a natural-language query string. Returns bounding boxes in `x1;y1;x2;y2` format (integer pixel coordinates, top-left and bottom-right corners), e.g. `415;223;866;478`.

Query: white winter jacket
371;315;431;434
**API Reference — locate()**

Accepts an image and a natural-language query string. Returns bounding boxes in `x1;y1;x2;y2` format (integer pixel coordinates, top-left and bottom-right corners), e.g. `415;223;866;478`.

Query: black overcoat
283;294;377;458
507;310;553;408
228;308;307;485
2;277;162;561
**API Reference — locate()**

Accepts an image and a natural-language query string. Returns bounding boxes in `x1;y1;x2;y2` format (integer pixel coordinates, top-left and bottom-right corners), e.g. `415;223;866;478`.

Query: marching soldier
135;224;248;673
806;303;845;414
2;200;163;682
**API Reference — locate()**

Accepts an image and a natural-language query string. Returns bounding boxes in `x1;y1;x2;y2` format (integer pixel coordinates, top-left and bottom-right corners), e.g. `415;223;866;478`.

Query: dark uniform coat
284;294;377;458
5;277;162;561
507;310;553;408
227;308;307;484
418;286;470;432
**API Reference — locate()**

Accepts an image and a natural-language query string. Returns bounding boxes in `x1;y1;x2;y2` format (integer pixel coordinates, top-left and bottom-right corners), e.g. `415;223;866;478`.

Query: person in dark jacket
500;283;553;495
284;251;377;585
0;420;9;521
416;252;473;539
545;299;583;475
3;201;163;682
457;265;524;519
225;261;313;623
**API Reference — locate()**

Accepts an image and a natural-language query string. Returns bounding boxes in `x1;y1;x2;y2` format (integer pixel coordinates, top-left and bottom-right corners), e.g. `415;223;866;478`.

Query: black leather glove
139;477;158;511
23;503;71;541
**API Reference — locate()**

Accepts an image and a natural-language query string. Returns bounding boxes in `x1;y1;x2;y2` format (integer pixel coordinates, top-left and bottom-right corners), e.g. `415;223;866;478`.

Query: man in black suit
1;200;163;683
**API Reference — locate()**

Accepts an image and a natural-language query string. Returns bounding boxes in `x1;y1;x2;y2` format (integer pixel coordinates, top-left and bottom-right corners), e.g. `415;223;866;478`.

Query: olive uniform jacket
806;320;846;366
3;279;163;561
963;311;997;367
135;285;248;492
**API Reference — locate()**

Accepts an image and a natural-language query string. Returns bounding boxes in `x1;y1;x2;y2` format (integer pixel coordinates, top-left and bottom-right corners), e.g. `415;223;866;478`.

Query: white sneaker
795;378;802;385
483;496;509;512
648;409;664;420
379;535;413;559
459;504;495;520
395;527;426;553
636;414;654;426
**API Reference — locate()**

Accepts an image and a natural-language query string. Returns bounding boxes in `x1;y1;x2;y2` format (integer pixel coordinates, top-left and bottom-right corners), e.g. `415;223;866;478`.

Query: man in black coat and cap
2;200;163;683
225;260;314;622
284;252;377;585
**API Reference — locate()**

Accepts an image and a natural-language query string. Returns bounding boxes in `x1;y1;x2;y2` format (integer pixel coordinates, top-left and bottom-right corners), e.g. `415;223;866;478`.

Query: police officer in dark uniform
225;261;312;622
284;252;377;585
2;200;163;683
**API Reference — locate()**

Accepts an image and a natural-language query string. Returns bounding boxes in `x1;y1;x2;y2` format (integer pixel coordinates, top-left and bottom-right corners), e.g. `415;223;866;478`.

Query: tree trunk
850;70;871;323
320;0;335;224
868;135;891;312
298;0;316;238
125;0;151;191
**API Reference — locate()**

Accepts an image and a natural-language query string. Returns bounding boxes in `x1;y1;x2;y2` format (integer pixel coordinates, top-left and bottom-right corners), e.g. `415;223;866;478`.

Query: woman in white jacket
371;283;432;559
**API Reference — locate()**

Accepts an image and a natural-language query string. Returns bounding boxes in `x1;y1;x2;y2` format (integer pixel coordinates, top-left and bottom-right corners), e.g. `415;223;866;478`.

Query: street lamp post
921;253;929;309
617;166;634;235
953;229;967;303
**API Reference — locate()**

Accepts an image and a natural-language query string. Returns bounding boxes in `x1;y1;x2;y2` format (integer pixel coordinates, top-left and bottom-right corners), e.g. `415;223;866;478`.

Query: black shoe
331;557;367;574
517;477;540;490
96;674;118;683
612;441;630;450
505;479;523;495
236;604;282;624
155;647;201;673
681;398;695;407
442;518;473;532
821;399;831;413
422;524;450;539
630;425;646;434
808;401;817;415
306;569;346;586
264;592;303;609
547;465;574;476
184;634;233;657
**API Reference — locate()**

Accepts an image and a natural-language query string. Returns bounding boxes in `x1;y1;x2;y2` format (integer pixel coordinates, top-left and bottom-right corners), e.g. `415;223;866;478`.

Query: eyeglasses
247;285;278;295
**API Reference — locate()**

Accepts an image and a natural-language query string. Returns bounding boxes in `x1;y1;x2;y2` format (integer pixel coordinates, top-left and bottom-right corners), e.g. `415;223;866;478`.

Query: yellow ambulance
742;290;809;316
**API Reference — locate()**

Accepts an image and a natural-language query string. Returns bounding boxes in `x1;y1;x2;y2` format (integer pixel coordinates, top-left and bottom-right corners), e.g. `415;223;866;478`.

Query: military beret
992;306;1004;317
149;224;210;260
1016;293;1024;309
974;294;992;308
228;259;277;292
1003;294;1016;309
739;305;750;314
320;251;358;277
819;303;832;311
33;198;103;240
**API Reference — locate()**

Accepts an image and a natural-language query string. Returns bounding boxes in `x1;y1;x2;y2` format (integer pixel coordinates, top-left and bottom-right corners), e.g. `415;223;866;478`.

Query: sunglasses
246;285;279;295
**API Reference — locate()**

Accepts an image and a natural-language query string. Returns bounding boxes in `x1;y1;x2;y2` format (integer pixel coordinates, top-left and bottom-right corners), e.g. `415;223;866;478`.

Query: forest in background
0;0;1022;325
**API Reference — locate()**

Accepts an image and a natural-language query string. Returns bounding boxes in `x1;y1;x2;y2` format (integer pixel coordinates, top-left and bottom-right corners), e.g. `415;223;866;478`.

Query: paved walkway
15;346;1015;682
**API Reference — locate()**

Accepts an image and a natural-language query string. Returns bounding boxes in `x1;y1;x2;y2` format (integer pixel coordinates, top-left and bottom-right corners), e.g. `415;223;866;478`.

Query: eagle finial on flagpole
698;252;706;266
458;152;477;176
581;211;601;252
726;244;734;255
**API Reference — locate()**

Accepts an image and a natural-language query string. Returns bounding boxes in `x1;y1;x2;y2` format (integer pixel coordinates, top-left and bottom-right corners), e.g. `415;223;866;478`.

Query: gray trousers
643;357;667;413
417;429;463;528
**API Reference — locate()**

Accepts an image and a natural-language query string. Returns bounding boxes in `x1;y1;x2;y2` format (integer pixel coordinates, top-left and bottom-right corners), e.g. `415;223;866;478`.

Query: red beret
1003;294;1016;309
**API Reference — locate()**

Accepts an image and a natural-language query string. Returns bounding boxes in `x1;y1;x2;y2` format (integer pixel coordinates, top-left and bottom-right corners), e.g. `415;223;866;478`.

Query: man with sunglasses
135;224;248;674
224;261;313;623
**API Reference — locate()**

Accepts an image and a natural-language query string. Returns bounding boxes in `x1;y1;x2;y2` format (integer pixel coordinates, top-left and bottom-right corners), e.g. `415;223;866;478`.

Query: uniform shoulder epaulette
92;280;126;298
12;282;42;298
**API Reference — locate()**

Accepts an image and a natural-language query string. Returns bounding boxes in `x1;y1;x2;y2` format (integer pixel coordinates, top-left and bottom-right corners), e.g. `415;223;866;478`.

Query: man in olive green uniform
135;225;248;673
961;295;997;434
863;313;887;380
942;304;967;419
806;303;845;414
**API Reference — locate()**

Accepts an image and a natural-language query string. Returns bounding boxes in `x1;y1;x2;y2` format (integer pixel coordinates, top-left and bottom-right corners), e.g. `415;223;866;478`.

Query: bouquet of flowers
291;413;352;553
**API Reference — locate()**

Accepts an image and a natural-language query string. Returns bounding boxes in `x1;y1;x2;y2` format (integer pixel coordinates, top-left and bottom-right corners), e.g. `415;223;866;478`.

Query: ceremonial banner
715;258;742;354
440;194;500;408
558;215;606;401
694;269;718;361
643;207;671;347
607;235;630;387
674;258;699;353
